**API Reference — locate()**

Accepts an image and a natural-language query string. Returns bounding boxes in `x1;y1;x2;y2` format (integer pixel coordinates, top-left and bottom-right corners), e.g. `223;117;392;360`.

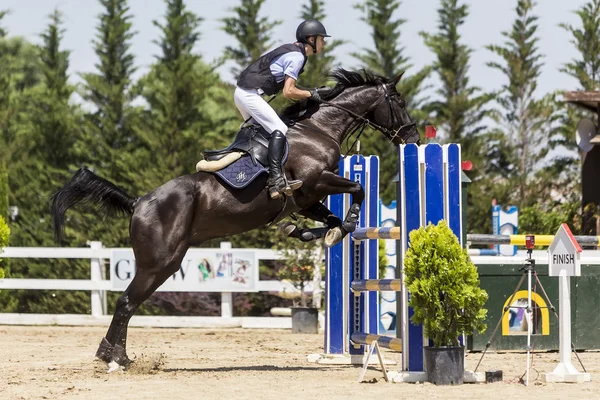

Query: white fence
0;242;320;329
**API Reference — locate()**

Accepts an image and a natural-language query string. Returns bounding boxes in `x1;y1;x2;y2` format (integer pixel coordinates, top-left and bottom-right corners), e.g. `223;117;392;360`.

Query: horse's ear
392;71;405;87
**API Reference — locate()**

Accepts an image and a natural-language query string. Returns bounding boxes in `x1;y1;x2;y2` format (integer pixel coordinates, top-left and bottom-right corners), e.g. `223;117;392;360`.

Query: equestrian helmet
296;19;331;42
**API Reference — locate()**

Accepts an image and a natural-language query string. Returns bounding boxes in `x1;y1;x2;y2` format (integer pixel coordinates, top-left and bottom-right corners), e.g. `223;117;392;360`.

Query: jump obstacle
323;143;465;382
320;143;593;384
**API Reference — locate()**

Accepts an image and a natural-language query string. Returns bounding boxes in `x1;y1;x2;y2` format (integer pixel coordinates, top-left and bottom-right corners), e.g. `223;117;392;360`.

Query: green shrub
404;220;488;347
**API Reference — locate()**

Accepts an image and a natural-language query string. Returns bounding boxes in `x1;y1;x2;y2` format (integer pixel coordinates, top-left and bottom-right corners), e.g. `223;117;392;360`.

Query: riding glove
309;88;321;102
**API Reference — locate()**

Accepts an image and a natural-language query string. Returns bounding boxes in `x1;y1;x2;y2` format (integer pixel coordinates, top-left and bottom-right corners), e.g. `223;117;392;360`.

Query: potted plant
403;220;488;385
275;226;323;334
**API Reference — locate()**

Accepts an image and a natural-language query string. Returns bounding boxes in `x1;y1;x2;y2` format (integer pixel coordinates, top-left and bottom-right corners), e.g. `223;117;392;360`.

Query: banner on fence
110;249;259;292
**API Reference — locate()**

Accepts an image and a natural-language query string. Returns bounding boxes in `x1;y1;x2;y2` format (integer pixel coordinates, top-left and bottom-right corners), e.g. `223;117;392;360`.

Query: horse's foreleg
312;171;365;247
279;202;343;242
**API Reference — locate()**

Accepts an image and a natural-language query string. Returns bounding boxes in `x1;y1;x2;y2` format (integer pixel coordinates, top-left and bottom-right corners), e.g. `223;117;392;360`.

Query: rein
317;85;416;151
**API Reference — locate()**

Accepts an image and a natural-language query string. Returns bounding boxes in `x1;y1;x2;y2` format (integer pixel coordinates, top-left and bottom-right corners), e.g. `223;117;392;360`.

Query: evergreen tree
0;36;42;158
78;0;139;247
560;0;600;91
352;0;431;114
79;0;137;177
298;0;343;88
420;0;496;234
420;0;493;146
352;0;431;203
0;10;7;38
0;161;7;220
485;0;557;208
137;0;207;183
0;11;8;220
221;0;281;77
558;0;600;233
2;9;92;314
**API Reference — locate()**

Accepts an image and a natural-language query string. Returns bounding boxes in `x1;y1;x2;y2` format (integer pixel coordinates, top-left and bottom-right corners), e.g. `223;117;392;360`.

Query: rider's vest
237;43;307;96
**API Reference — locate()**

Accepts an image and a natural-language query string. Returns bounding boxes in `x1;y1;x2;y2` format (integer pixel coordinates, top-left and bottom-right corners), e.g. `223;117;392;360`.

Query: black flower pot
424;346;465;385
291;307;318;334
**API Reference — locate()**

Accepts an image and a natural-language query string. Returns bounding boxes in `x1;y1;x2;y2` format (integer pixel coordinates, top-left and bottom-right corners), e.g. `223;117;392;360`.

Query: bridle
317;84;417;151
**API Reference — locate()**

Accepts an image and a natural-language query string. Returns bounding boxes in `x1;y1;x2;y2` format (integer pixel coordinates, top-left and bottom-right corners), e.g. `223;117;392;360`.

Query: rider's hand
309;88;321;102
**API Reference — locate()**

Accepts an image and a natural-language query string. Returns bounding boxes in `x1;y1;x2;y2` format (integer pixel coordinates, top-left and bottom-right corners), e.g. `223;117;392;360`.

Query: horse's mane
280;68;389;118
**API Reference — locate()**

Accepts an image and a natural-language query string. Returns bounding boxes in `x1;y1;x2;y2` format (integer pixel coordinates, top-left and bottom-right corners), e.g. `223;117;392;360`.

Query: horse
51;69;420;371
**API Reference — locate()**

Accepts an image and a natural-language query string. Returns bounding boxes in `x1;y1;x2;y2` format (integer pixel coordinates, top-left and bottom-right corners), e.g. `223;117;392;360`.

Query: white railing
0;242;320;329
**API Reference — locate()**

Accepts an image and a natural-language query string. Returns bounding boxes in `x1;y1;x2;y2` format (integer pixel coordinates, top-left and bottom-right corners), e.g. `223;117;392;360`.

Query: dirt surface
0;325;598;399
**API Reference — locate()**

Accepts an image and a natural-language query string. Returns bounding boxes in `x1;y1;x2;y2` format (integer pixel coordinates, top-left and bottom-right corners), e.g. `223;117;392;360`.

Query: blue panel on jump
349;155;367;356
325;157;346;354
447;144;461;244
401;144;423;372
424;144;444;226
402;144;421;236
367;156;380;336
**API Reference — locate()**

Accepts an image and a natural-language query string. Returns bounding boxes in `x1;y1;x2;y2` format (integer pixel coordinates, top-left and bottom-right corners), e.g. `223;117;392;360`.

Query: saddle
197;124;289;189
202;125;272;167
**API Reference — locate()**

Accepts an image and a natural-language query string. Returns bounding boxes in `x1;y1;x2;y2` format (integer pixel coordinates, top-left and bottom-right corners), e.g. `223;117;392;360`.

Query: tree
420;0;493;147
0;10;7;38
352;0;430;114
221;0;281;77
298;0;343;88
560;0;600;91
420;0;496;234
352;0;431;203
77;0;140;248
136;0;208;183
0;9;8;220
0;37;42;160
0;162;7;220
3;9;93;314
485;0;557;208
555;0;600;231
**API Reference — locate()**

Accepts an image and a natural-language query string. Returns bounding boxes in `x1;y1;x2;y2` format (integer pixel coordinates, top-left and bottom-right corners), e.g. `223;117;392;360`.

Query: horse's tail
51;167;138;242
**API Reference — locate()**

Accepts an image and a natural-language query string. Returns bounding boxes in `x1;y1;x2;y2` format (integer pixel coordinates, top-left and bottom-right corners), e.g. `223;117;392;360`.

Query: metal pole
526;250;532;386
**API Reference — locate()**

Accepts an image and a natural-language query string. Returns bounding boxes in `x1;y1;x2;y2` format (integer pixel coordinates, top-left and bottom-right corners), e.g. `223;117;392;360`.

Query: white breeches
234;86;288;135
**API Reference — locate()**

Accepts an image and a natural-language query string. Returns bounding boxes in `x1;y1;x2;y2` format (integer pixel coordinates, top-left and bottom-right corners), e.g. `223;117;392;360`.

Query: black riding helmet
296;19;330;54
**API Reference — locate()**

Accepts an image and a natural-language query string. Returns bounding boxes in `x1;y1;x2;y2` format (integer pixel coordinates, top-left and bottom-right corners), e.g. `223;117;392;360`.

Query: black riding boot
267;130;302;199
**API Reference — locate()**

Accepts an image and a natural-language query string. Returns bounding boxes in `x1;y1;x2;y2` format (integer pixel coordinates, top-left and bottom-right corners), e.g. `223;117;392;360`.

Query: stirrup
268;177;302;199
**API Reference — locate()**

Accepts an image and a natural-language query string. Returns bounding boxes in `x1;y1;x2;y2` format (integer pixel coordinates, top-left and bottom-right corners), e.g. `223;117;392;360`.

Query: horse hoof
342;221;357;233
325;227;343;247
300;231;316;242
279;222;298;237
111;344;131;368
107;361;123;373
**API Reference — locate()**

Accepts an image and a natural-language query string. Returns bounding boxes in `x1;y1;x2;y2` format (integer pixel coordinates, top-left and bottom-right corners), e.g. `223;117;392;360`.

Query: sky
1;0;591;99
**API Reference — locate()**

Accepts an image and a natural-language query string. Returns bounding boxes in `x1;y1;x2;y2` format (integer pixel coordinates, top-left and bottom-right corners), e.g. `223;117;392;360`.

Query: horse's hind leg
95;268;173;366
96;192;194;370
96;244;188;370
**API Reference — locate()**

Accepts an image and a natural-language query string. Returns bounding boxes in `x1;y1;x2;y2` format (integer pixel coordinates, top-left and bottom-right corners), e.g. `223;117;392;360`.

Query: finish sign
548;224;582;277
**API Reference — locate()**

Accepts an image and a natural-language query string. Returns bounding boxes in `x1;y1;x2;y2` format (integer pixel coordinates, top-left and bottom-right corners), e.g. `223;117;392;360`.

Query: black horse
51;69;420;370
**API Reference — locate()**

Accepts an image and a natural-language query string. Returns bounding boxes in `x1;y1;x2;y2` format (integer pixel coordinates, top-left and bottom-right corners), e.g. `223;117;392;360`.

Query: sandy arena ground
0;325;598;399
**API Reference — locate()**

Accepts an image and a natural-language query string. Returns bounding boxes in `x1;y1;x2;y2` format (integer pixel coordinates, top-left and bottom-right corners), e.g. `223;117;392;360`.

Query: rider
235;19;330;199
